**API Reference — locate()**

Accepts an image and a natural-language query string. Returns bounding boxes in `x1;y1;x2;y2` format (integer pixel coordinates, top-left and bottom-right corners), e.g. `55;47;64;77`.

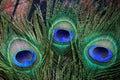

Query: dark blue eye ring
53;28;74;43
13;50;36;67
88;46;112;63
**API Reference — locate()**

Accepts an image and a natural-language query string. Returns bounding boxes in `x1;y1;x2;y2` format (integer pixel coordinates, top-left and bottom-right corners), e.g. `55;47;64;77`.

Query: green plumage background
0;0;120;80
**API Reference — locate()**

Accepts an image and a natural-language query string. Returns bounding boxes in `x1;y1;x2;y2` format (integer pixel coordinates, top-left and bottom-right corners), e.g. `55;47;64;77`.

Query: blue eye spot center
53;28;74;43
56;29;70;39
16;51;33;64
88;46;112;63
93;47;108;58
13;50;36;67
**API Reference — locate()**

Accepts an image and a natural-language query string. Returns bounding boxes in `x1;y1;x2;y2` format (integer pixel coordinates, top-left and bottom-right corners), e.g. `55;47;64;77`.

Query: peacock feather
0;0;120;80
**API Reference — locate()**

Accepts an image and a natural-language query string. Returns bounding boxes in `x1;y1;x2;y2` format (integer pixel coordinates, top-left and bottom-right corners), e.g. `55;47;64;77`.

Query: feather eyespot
8;38;42;70
84;36;117;67
49;19;77;44
48;18;77;54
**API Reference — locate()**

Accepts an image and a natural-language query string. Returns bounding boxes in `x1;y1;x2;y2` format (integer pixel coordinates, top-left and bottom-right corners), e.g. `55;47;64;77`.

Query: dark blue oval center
13;50;36;67
88;46;112;63
53;28;74;43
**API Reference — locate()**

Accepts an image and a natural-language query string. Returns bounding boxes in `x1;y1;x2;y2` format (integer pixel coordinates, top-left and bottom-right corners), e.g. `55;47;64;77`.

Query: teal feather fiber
0;0;120;80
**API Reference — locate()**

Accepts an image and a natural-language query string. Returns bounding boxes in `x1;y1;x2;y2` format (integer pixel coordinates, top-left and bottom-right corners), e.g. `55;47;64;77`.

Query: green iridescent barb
0;0;120;80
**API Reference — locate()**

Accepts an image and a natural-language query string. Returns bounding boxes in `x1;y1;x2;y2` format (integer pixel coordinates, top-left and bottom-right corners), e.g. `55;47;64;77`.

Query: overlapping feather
0;0;120;80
